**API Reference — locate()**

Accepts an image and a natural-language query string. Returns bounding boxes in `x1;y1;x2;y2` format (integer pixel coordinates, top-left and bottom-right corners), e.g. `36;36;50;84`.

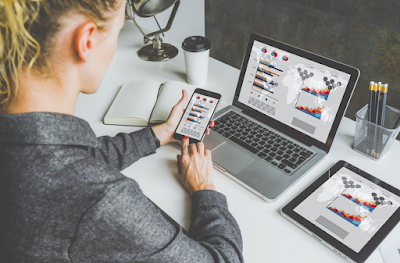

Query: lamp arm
125;3;148;37
145;0;180;38
131;17;148;37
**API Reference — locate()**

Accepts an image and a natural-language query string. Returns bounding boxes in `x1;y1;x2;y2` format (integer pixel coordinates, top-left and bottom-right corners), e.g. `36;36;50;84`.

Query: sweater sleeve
87;128;160;171
68;179;244;263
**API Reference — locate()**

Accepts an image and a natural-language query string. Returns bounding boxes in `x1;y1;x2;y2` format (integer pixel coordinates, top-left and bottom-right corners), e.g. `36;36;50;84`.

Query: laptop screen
238;40;352;144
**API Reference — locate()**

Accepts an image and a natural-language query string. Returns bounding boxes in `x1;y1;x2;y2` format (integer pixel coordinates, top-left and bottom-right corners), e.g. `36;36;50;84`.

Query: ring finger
197;142;204;154
189;143;197;155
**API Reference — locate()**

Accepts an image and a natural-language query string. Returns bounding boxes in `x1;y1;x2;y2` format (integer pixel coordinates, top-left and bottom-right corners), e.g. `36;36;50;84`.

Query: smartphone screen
175;90;220;142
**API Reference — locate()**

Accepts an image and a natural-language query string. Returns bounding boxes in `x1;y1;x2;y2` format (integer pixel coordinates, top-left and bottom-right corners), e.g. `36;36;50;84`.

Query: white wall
132;0;205;44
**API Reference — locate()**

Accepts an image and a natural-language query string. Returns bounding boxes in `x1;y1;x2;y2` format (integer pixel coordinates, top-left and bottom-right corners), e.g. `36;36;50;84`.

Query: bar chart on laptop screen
238;40;352;143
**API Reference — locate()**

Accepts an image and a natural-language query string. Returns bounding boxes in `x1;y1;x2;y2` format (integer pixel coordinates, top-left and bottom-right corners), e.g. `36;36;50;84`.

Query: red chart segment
295;105;325;119
327;207;367;227
301;87;330;100
342;193;378;212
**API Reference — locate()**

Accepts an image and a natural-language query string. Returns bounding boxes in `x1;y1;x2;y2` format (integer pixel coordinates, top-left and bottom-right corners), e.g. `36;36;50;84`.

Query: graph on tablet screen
294;167;400;252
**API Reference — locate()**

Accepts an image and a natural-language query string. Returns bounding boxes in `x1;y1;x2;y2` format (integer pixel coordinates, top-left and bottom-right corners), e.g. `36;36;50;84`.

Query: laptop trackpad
212;143;255;175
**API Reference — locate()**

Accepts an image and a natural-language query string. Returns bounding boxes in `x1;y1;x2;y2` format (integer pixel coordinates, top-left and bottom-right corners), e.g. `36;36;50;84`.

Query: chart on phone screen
176;93;217;140
238;40;352;143
294;167;400;252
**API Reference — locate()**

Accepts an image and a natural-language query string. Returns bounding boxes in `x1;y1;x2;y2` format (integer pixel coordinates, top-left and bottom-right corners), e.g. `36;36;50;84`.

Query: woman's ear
75;22;98;62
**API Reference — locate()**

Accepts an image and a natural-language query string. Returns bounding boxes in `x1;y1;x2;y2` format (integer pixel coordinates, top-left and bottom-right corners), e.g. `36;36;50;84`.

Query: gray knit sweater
0;112;243;263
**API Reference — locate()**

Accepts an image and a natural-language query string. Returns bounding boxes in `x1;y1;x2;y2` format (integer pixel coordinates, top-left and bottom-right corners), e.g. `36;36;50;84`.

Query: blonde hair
0;0;120;111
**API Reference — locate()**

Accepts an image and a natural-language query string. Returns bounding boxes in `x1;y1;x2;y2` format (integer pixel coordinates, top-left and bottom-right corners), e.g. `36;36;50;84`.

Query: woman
0;0;243;262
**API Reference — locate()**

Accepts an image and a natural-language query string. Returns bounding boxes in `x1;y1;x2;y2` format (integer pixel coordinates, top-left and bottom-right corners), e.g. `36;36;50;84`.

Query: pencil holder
353;104;400;160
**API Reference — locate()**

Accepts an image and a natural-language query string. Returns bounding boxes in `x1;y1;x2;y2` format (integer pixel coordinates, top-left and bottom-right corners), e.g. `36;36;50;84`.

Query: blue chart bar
187;118;200;123
253;82;272;92
192;109;202;113
255;75;276;86
255;76;276;87
189;113;203;119
194;104;208;110
260;60;283;72
257;68;273;77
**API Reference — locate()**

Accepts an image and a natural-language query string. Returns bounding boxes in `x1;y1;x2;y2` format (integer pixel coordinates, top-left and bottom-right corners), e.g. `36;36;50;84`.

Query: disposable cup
182;36;211;86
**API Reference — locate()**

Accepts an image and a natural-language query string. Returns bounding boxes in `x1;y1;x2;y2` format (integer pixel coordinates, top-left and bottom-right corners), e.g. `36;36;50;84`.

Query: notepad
103;80;195;126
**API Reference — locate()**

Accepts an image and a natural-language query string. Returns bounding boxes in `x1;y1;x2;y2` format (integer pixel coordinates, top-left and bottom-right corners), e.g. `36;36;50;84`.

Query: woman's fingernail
184;136;188;139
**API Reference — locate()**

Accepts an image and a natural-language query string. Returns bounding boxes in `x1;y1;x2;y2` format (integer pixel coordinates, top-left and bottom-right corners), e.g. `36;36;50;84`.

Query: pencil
375;83;385;158
375;82;381;125
368;81;374;122
377;84;389;158
367;81;375;155
379;83;388;127
371;83;381;157
372;82;378;123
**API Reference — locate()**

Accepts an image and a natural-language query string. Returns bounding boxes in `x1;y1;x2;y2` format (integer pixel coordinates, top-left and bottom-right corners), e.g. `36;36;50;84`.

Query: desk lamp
126;0;180;62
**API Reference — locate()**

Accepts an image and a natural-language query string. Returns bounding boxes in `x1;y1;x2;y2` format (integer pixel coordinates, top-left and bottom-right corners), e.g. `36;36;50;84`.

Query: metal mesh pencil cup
353;104;400;160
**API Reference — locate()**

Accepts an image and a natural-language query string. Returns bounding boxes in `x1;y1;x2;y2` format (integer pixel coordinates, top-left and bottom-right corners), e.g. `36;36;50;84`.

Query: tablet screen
294;167;400;253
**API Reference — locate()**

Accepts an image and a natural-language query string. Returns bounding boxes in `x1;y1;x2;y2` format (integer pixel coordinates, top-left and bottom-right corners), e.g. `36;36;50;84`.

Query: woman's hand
152;90;215;146
176;137;216;195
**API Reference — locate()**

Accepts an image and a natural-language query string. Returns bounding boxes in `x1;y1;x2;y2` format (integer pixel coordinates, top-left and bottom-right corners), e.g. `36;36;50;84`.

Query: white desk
75;22;400;263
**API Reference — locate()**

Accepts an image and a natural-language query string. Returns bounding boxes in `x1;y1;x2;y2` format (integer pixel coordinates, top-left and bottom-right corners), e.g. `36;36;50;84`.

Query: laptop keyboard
211;111;314;174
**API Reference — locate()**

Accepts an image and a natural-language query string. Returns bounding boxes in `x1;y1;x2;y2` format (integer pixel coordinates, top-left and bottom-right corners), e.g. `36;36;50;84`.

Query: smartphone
173;88;222;143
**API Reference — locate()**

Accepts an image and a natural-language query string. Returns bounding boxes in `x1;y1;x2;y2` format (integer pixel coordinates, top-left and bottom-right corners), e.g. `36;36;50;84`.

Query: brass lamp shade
131;0;178;17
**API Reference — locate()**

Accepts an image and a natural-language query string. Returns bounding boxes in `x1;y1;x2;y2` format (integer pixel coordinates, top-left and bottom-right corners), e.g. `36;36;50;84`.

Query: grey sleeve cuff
148;127;161;149
191;190;228;210
90;128;160;171
129;128;159;155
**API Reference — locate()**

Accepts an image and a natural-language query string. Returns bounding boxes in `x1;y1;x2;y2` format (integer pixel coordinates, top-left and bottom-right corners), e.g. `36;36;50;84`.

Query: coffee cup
182;36;211;86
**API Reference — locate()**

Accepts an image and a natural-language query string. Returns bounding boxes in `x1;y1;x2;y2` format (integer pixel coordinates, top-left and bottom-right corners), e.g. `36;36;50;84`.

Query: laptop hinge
241;109;313;147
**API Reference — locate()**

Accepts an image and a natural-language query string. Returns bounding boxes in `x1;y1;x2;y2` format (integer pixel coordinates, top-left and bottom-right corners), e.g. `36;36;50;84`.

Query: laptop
204;33;360;202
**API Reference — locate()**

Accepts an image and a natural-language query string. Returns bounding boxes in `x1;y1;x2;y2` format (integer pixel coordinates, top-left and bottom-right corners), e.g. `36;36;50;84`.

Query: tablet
281;160;400;263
